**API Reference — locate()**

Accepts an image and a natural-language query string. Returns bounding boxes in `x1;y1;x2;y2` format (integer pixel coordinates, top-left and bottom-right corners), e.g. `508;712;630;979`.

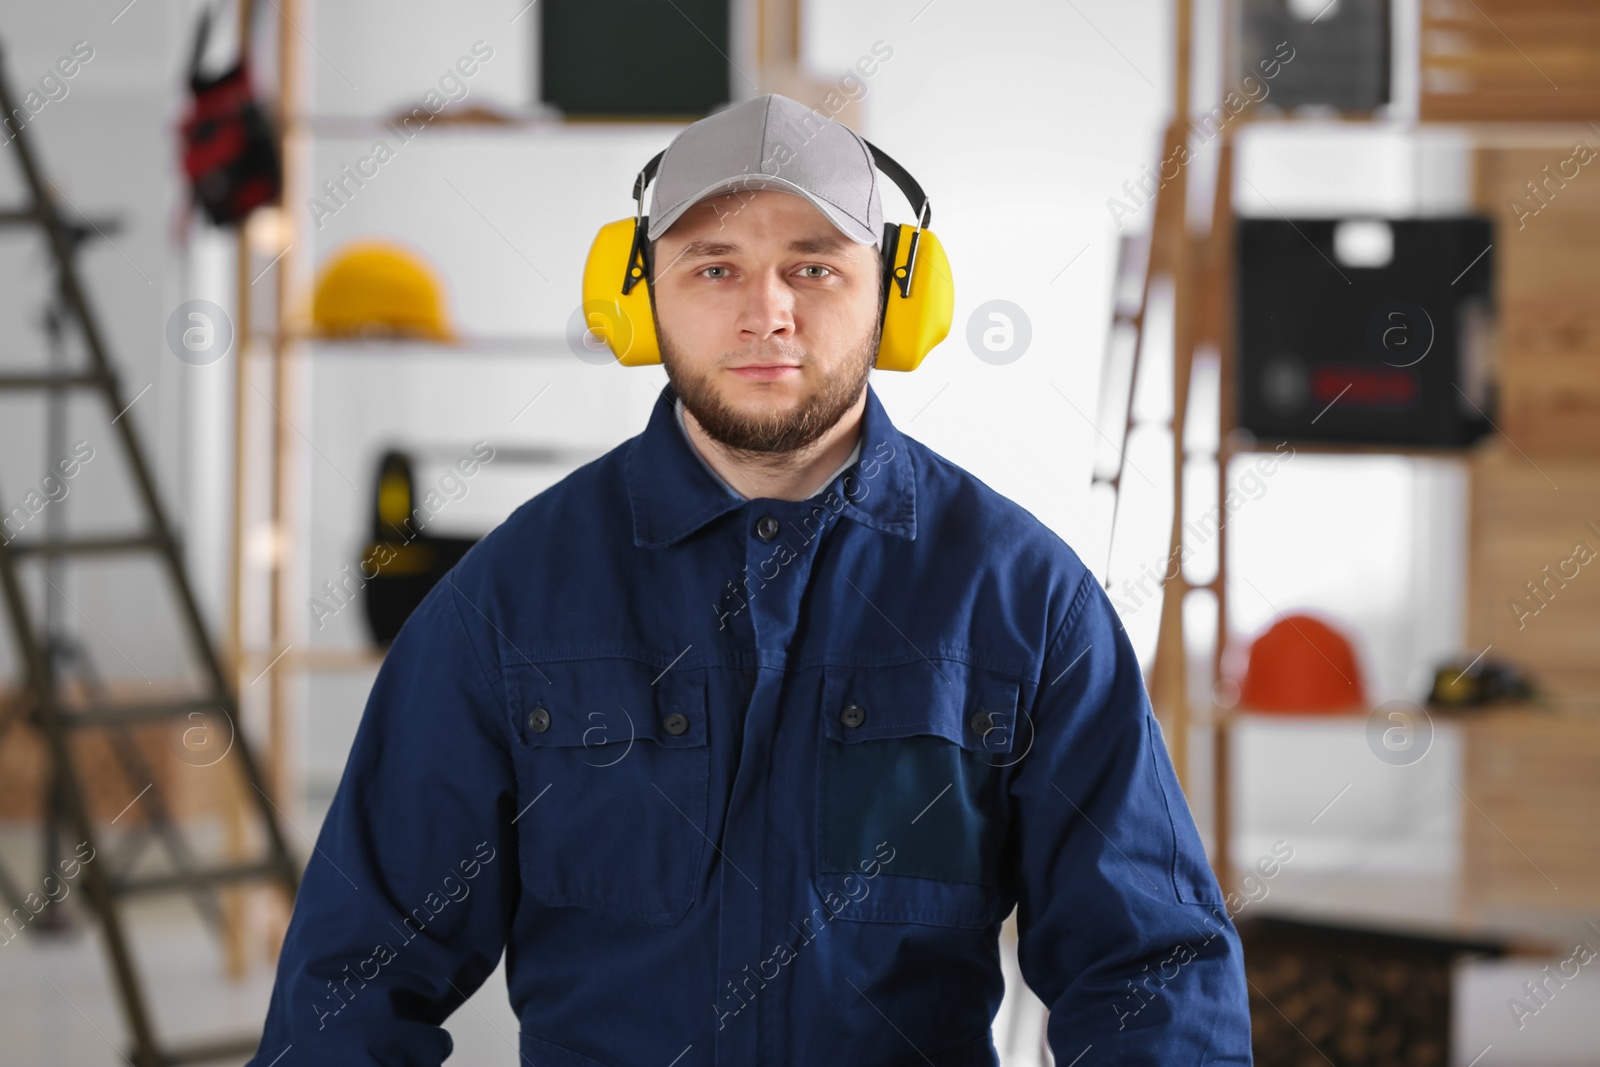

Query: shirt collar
625;380;917;548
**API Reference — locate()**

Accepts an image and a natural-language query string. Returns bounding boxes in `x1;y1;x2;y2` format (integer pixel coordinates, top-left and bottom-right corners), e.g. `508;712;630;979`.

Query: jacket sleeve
1007;572;1251;1063
246;573;520;1066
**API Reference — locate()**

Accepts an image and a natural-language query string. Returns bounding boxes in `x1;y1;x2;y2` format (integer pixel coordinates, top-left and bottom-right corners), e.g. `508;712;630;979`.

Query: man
249;94;1251;1066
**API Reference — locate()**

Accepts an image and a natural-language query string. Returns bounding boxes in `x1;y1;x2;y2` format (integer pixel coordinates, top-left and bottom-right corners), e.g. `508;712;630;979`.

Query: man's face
649;189;883;454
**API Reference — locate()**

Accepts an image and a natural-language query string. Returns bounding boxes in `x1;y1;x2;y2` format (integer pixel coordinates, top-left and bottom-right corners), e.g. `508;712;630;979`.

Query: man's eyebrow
678;239;738;259
676;234;850;259
787;234;849;254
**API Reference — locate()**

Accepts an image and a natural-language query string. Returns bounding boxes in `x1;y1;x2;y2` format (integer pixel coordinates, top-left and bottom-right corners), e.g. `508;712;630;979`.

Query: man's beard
659;321;879;455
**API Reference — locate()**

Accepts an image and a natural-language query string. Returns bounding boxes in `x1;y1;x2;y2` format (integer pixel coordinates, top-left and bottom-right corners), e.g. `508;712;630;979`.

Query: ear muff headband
580;142;953;371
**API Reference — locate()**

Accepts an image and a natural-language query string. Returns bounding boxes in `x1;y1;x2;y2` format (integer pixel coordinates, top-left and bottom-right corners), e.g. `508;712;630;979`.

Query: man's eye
699;266;729;279
798;265;832;278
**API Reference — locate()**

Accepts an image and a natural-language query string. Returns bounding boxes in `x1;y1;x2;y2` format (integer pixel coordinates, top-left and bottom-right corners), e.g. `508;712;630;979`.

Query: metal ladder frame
0;39;298;1067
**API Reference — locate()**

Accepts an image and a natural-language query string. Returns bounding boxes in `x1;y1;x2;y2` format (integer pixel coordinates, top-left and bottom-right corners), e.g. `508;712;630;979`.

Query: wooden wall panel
1465;450;1600;700
1474;144;1600;456
1423;0;1600;121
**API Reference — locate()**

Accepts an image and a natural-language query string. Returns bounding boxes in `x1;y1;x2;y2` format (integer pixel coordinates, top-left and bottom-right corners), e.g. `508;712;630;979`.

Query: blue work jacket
248;381;1251;1066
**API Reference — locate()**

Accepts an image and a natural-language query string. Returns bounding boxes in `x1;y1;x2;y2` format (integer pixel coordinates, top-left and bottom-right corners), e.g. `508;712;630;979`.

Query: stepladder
0;38;298;1067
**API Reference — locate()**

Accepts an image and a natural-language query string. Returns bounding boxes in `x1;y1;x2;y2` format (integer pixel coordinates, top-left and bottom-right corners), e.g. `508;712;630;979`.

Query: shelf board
1186;110;1600;144
244;646;385;675
288;111;695;139
248;332;582;356
1233;108;1402;128
1207;700;1590;729
1218;433;1485;461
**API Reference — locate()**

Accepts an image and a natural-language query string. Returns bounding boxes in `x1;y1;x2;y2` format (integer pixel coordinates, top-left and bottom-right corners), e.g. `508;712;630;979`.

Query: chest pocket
815;660;1019;929
506;658;710;926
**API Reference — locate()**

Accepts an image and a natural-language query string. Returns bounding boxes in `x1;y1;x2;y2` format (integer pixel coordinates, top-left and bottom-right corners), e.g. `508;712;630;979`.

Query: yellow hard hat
312;240;454;341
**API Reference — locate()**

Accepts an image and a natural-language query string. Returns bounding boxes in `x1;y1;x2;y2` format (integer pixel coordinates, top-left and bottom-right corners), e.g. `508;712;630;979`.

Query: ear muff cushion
581;218;661;366
876;223;953;372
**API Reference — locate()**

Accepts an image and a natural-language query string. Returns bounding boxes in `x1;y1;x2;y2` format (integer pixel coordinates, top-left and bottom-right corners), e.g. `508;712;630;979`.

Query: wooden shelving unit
1125;0;1600;916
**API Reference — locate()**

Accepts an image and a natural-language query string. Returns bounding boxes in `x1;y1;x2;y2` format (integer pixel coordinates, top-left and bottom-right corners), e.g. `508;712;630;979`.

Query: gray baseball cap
645;93;884;247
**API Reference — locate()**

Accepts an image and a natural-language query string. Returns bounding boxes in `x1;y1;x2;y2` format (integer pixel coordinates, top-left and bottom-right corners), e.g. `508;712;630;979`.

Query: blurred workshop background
0;0;1597;1064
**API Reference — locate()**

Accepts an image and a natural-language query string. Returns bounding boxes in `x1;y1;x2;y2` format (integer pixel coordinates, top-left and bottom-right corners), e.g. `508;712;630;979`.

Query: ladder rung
1113;309;1143;327
62;696;225;729
114;860;286;898
6;533;163;558
159;1034;266;1065
0;207;119;237
0;372;102;391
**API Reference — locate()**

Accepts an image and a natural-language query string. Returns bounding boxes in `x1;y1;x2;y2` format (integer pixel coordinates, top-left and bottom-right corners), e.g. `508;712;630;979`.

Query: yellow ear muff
581;215;953;372
875;222;953;372
580;217;662;366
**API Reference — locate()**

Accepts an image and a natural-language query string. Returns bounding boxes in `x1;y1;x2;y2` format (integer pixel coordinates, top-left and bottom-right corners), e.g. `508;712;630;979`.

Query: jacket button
756;514;780;541
662;712;689;735
970;710;994;735
841;703;867;728
528;707;551;733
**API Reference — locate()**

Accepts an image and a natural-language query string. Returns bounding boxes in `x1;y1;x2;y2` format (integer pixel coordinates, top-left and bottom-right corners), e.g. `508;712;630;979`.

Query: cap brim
647;176;878;246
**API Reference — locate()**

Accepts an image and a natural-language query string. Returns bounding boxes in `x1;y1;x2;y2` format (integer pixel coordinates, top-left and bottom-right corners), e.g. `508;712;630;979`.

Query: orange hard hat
1238;613;1367;713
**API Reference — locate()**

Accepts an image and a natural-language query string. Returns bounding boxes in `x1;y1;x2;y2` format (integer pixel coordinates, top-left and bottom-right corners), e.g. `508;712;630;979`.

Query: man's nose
737;270;796;341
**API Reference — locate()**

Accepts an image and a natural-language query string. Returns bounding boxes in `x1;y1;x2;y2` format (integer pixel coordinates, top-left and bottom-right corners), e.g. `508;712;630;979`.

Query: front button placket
714;501;837;1065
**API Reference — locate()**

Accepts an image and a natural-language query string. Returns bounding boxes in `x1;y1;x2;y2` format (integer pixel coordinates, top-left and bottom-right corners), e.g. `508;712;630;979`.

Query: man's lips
729;364;801;381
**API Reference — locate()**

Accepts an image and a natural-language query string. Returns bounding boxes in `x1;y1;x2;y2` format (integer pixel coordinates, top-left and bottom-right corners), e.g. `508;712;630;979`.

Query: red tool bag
178;5;280;226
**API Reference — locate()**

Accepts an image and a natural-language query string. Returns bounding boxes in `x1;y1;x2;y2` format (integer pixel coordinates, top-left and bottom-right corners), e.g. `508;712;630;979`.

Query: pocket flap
819;659;1020;758
506;659;707;751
